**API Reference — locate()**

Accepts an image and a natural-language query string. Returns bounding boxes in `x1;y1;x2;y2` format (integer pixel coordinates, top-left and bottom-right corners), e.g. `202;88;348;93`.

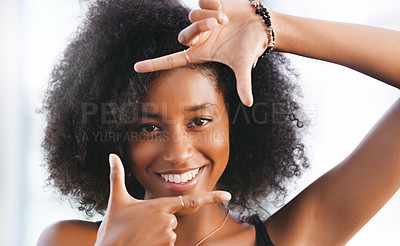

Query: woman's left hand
134;0;270;106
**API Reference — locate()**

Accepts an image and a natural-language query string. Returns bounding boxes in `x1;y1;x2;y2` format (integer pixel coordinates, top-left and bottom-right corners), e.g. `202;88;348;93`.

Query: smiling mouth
160;168;200;184
159;167;200;184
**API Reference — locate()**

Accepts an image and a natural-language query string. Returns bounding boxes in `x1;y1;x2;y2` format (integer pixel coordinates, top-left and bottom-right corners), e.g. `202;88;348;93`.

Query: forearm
271;11;400;89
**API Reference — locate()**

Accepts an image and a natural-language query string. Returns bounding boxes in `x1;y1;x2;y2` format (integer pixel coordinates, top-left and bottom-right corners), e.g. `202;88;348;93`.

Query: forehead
141;67;225;112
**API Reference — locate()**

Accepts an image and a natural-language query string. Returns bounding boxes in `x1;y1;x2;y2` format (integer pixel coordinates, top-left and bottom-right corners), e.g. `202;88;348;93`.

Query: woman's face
129;67;230;198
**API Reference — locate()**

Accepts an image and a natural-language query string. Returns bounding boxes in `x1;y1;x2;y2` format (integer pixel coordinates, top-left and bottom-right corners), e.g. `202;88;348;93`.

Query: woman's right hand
94;154;231;246
134;0;271;107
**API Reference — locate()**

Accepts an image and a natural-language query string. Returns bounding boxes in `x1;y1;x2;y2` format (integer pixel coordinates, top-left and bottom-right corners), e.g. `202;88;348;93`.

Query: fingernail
133;63;139;72
109;154;115;167
178;33;186;44
221;192;232;201
243;95;253;107
133;62;143;72
222;14;229;25
247;97;253;107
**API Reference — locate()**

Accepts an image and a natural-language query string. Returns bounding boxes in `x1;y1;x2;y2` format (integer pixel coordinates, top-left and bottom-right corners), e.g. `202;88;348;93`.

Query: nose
162;129;194;166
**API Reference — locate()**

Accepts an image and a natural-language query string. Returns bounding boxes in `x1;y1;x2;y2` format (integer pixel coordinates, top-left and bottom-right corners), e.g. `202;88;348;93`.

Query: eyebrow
138;103;217;118
184;103;217;113
138;111;162;119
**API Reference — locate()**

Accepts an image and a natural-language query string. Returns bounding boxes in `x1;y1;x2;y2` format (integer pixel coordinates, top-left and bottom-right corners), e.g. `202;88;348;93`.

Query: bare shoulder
37;220;99;246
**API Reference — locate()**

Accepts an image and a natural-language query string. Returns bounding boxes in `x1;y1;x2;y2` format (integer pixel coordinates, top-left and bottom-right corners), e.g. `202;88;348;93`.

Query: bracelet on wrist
249;0;275;58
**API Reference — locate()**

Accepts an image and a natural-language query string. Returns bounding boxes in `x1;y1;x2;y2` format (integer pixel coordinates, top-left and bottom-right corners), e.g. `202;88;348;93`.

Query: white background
0;0;399;245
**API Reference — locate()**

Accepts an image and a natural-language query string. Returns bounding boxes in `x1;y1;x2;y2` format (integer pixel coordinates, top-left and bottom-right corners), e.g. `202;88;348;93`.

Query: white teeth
173;174;181;184
160;168;200;184
181;173;188;183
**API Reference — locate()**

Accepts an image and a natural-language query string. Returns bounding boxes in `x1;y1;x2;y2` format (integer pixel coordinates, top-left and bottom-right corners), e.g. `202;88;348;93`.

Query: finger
178;18;218;46
189;9;228;25
232;62;254;107
108;153;130;204
165;191;231;214
166;214;178;230
150;230;176;246
199;0;222;10
134;51;188;73
166;230;177;246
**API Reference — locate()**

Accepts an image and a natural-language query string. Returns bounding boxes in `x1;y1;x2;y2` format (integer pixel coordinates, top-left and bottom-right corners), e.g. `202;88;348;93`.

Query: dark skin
38;0;400;245
38;69;256;246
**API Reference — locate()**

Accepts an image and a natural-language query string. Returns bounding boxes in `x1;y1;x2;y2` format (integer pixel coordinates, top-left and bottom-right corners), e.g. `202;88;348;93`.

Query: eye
138;123;162;133
188;117;213;128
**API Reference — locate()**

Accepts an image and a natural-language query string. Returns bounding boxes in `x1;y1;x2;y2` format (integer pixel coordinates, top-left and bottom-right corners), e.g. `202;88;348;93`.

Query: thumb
108;153;130;205
232;62;254;107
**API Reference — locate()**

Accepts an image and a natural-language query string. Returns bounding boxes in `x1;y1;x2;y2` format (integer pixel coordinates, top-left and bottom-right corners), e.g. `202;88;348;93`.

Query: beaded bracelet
249;0;275;58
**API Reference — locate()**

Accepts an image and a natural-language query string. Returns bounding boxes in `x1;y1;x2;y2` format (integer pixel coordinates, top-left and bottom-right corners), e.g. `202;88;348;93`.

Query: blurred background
0;0;399;245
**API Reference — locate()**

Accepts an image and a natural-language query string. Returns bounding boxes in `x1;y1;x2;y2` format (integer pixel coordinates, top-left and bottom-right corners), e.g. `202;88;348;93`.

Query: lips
160;168;200;184
157;166;205;194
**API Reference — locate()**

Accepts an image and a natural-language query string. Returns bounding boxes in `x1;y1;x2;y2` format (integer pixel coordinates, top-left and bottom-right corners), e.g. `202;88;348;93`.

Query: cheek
208;131;230;166
198;119;230;173
129;141;162;173
214;115;230;165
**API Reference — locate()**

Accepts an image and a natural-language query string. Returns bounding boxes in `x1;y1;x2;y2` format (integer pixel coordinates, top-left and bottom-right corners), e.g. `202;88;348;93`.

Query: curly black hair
43;0;309;220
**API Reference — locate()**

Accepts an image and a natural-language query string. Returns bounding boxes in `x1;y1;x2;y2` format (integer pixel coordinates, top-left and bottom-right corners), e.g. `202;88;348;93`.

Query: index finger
164;191;231;214
134;51;189;73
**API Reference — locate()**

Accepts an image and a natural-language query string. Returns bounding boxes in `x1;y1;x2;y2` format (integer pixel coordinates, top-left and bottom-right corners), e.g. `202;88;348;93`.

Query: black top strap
253;216;275;246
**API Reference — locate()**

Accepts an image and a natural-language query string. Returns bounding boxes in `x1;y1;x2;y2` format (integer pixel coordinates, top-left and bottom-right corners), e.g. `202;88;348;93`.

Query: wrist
269;10;287;52
268;11;316;56
248;1;275;56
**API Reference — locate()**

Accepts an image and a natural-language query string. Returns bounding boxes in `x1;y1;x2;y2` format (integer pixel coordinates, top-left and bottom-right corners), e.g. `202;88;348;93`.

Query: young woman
37;0;400;245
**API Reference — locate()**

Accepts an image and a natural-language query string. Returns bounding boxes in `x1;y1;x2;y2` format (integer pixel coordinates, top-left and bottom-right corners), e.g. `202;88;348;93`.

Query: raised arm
134;0;400;105
265;10;400;246
266;98;400;245
272;11;400;88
